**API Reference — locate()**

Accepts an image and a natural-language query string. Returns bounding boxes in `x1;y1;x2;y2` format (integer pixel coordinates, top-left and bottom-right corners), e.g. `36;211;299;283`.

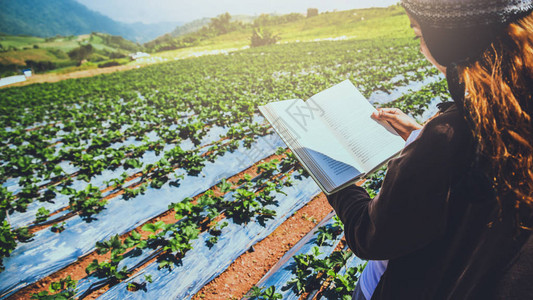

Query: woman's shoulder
419;102;470;144
400;102;474;168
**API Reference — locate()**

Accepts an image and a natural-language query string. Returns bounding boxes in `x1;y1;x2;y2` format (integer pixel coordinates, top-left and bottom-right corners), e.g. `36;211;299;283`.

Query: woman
326;0;533;299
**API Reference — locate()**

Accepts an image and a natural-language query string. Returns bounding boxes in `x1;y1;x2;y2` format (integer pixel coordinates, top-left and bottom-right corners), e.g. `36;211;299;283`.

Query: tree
67;44;94;62
250;27;280;48
25;60;56;73
209;13;232;35
307;8;319;18
253;14;272;27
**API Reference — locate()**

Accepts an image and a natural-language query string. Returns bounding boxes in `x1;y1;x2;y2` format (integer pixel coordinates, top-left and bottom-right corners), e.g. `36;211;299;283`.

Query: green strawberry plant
30;275;77;300
249;286;283;300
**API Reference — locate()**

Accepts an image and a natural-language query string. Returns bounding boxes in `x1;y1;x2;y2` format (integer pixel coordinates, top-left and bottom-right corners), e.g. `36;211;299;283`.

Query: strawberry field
0;37;449;299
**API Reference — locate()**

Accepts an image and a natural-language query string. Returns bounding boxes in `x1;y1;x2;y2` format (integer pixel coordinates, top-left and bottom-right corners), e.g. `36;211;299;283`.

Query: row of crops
0;36;449;299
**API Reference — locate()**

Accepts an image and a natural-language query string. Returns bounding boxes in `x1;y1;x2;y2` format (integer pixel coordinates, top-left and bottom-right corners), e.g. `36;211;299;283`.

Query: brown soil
192;193;333;300
1;64;143;89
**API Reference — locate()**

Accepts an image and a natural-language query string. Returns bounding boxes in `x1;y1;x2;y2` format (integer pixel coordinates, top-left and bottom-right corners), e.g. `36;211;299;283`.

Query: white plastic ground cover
367;74;444;105
246;211;344;300
73;167;279;297
0;134;284;299
97;173;321;300
1;121;196;196
6;123;231;229
6;140;174;228
0;75;26;87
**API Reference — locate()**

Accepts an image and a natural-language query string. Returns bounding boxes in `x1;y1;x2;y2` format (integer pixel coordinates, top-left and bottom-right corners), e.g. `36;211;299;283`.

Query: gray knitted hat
401;0;533;66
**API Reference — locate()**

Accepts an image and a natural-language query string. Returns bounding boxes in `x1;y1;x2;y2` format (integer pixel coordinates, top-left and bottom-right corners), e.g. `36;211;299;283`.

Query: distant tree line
252;13;304;27
144;13;244;52
91;32;141;52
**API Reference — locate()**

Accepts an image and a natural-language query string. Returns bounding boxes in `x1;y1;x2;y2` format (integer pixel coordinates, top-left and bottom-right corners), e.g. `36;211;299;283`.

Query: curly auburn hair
458;12;533;227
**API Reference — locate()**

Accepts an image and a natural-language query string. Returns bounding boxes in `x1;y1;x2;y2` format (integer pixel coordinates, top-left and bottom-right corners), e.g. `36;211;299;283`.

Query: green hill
145;5;411;54
0;0;181;43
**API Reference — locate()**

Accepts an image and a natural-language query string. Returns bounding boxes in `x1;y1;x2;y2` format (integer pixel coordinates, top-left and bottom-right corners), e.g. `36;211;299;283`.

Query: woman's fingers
372;108;400;122
371;107;422;141
379;110;400;119
378;107;401;115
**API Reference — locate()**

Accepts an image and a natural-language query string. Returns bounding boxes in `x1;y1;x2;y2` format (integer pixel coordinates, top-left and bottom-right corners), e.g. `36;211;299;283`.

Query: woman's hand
371;108;423;141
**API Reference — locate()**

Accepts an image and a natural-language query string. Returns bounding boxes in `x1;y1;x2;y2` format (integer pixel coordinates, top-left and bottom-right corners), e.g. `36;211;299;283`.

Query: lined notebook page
259;99;363;191
310;80;405;172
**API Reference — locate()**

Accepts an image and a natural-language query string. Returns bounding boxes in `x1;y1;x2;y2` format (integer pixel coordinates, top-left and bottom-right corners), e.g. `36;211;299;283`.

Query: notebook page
260;99;363;190
310;80;405;172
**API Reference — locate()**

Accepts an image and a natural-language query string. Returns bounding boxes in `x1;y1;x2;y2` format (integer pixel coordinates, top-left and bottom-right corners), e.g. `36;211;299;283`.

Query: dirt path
0;64;143;89
192;193;333;300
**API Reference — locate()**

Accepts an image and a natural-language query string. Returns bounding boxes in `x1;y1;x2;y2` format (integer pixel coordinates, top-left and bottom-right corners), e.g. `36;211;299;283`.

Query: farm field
0;31;450;300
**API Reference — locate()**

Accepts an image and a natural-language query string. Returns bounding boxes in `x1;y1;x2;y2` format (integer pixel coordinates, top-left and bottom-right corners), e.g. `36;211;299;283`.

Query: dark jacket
326;104;533;299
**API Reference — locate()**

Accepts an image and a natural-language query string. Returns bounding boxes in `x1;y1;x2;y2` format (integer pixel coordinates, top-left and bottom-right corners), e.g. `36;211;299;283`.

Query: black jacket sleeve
326;110;465;260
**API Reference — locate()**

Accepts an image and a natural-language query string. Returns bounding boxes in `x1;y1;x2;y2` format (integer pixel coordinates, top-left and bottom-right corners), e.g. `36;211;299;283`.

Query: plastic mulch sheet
96;173;321;299
7;123;228;229
73;167;275;297
0;134;283;299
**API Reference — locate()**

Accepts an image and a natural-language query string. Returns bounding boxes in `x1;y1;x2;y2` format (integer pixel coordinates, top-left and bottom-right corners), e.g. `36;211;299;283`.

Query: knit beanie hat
401;0;533;66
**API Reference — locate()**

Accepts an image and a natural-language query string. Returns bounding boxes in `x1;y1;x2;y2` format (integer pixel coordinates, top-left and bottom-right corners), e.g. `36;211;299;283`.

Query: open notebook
259;80;405;195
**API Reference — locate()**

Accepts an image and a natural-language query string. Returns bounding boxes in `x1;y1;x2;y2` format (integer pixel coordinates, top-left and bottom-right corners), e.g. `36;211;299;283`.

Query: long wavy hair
458;12;533;227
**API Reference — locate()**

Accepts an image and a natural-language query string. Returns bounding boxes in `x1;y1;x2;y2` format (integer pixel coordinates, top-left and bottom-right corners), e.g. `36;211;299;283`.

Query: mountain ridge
0;0;182;42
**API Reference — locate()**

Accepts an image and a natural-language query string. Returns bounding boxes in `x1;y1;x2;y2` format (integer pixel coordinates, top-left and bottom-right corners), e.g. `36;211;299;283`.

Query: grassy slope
0;49;65;65
0;36;79;52
155;6;412;61
213;6;409;44
0;34;131;67
0;35;44;48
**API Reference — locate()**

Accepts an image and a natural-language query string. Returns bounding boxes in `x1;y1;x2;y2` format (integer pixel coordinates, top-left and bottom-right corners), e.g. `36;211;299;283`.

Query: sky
75;0;400;24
